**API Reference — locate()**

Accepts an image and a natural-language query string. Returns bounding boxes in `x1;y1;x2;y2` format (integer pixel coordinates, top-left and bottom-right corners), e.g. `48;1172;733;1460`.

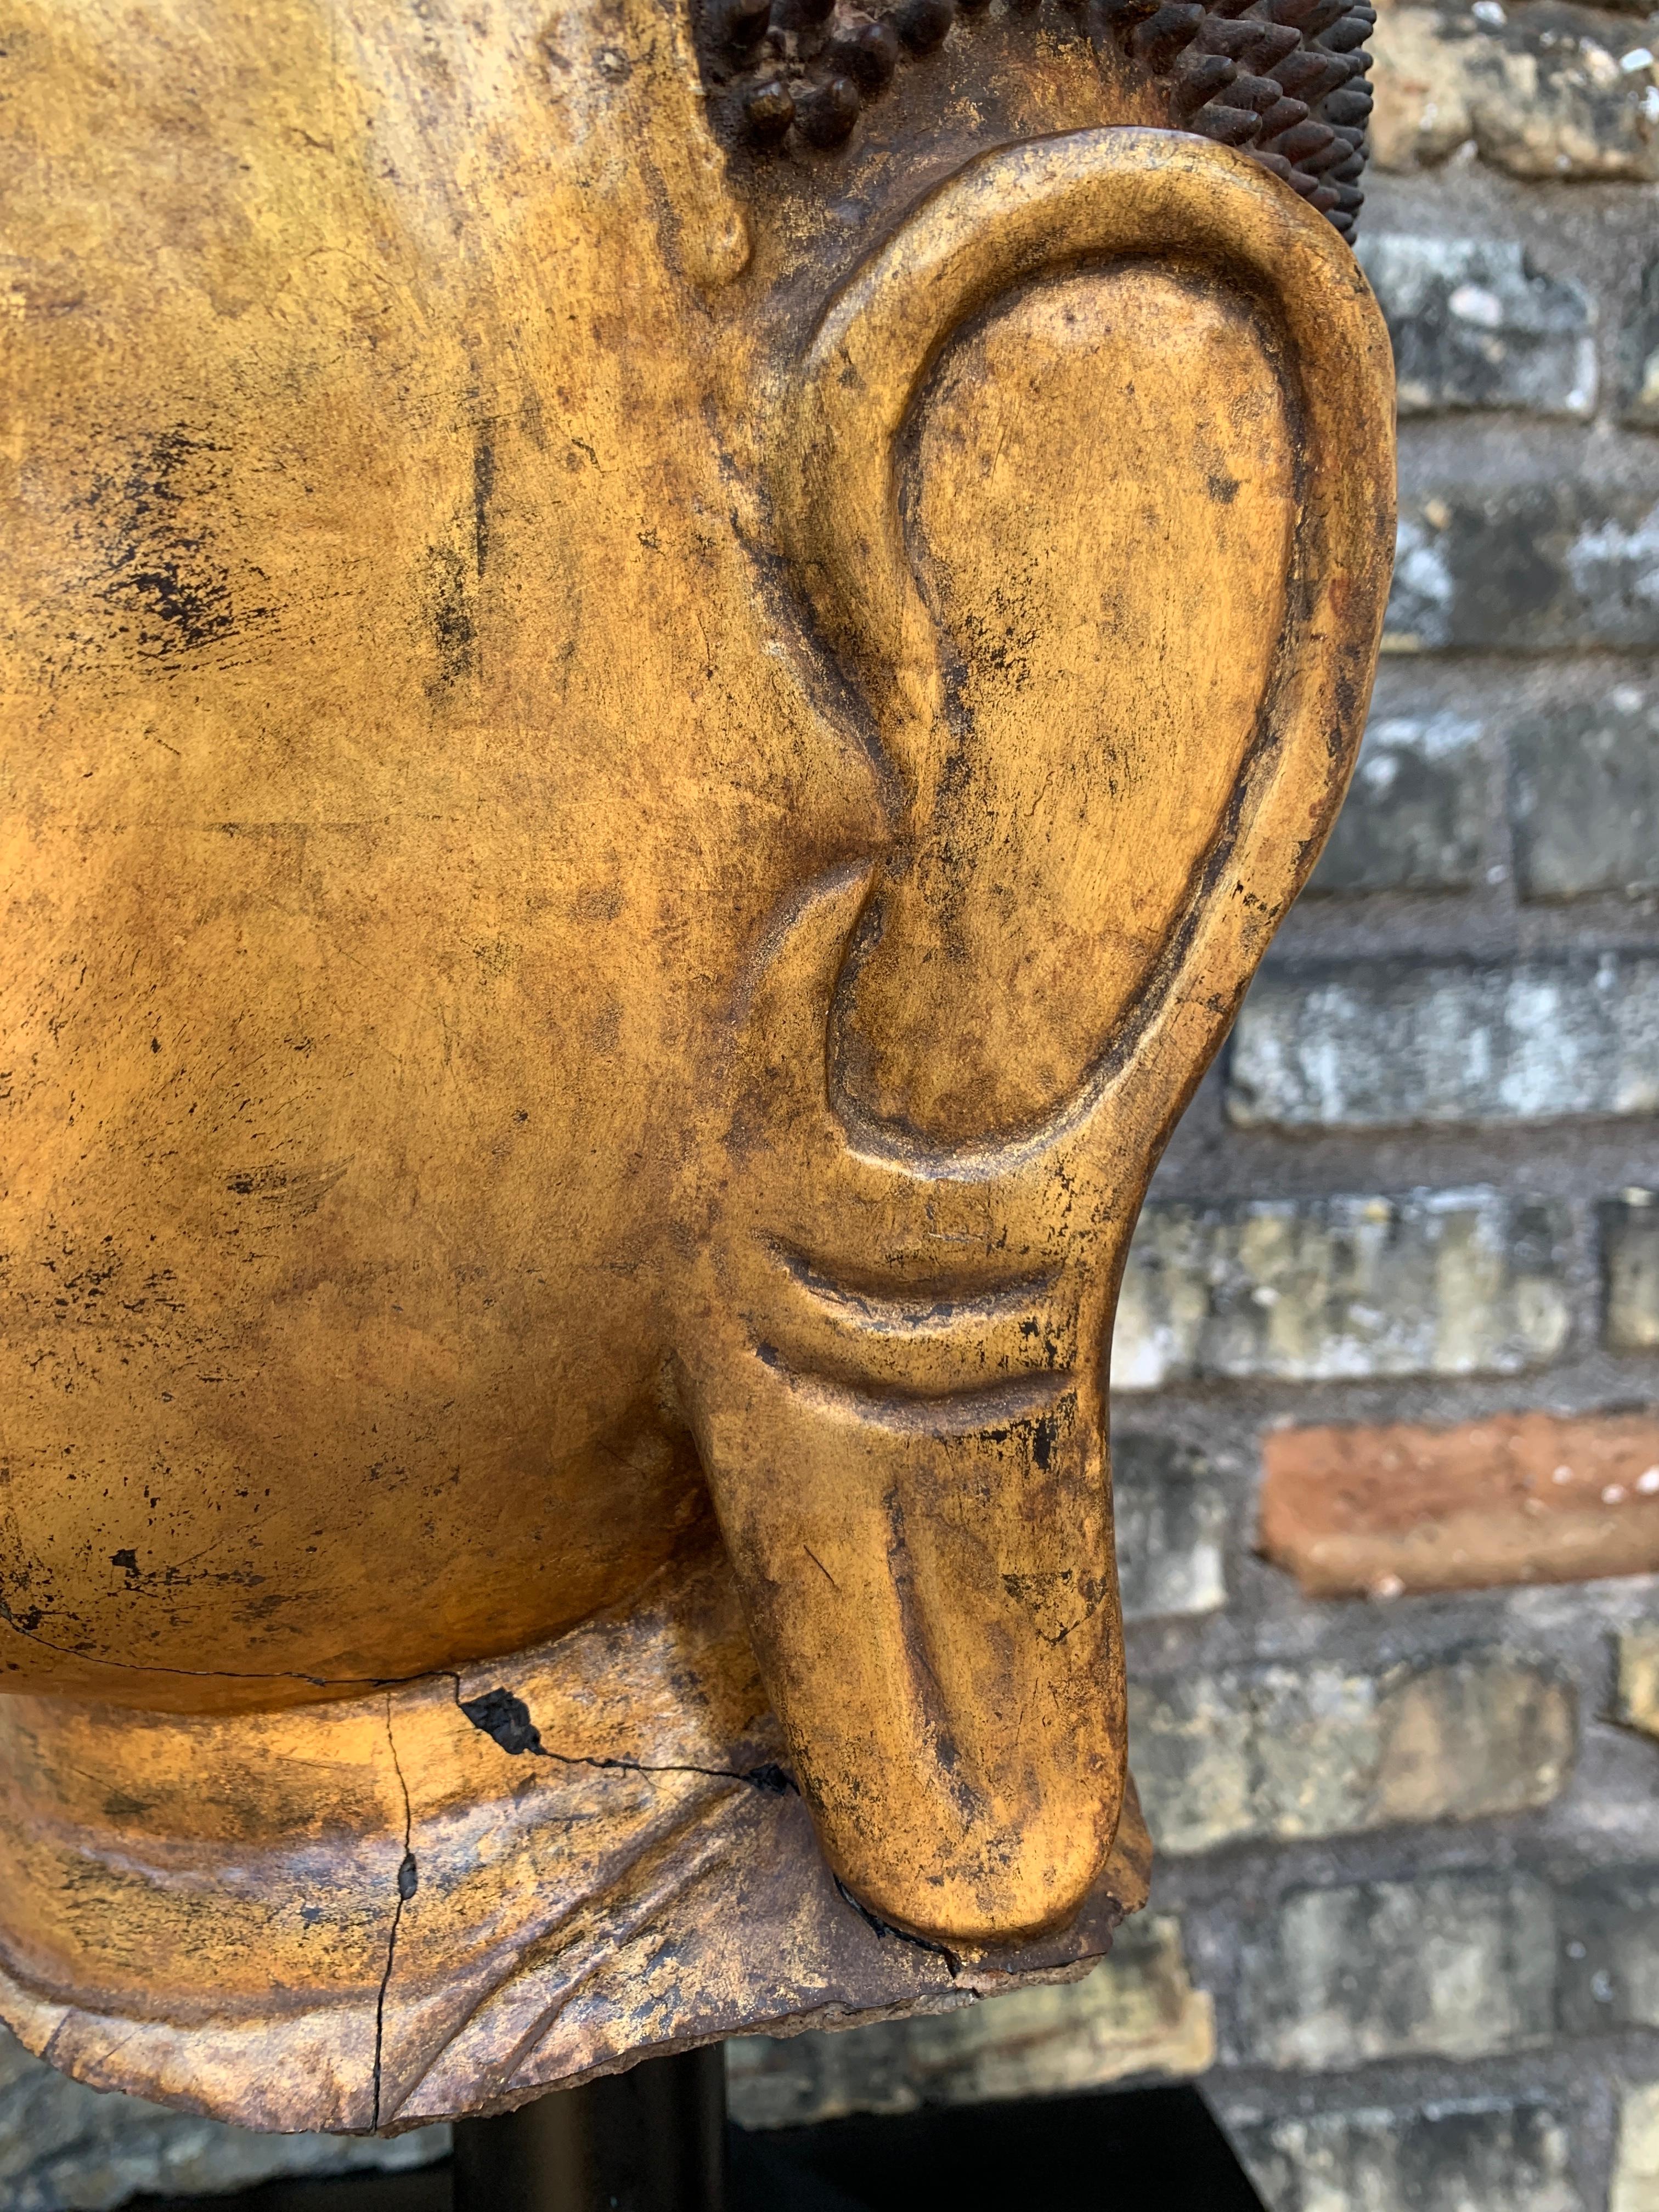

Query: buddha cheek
0;812;682;1697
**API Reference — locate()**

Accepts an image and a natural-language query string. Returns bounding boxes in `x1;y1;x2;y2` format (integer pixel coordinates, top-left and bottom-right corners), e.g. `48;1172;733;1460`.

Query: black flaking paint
834;1874;962;1977
472;427;496;578
460;1684;546;1757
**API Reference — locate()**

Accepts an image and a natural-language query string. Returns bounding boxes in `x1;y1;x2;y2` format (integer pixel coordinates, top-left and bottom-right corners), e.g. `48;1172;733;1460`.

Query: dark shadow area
134;2174;450;2212
129;2082;1265;2212
730;2084;1267;2209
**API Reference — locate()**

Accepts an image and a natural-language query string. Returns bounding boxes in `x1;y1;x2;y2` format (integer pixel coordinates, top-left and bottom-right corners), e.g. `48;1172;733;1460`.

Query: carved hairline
694;0;1374;236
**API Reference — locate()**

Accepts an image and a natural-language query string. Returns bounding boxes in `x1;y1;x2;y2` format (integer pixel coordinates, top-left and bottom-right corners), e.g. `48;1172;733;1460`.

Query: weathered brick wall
735;18;1659;2208
0;2029;447;2212
5;11;1658;2205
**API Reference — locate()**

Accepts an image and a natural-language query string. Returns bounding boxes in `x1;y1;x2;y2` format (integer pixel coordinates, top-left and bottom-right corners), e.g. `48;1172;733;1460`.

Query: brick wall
0;2033;447;2212
4;10;1658;2205
735;19;1659;2209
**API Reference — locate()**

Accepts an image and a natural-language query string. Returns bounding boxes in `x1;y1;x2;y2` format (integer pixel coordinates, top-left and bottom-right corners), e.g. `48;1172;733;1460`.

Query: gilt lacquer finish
0;0;1393;2134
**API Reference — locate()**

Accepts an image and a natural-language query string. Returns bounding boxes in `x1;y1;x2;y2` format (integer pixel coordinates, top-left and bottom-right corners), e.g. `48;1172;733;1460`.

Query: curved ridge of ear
772;126;1395;1164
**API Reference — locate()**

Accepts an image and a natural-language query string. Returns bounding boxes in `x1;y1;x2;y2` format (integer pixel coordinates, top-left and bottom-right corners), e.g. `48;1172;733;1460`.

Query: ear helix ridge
768;126;1395;1175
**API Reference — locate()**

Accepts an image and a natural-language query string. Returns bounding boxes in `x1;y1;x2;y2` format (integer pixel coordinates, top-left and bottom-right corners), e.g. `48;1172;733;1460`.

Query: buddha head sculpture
0;0;1393;2136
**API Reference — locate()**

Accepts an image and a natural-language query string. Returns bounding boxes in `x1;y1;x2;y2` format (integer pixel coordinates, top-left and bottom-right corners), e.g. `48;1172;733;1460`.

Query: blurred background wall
735;18;1659;2202
4;2;1657;2203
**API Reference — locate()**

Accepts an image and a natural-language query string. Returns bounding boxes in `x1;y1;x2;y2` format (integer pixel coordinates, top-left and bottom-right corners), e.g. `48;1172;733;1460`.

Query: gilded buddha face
1;0;1389;1978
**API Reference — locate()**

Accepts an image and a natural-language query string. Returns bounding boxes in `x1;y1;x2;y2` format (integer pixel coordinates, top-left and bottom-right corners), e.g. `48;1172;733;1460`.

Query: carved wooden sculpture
0;0;1393;2137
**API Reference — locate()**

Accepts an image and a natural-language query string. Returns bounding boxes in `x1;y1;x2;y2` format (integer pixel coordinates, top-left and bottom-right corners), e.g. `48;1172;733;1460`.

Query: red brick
1259;1410;1659;1598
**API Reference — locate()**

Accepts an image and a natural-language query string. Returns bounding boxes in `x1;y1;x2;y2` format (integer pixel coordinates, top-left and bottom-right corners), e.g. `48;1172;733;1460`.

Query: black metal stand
451;2047;727;2212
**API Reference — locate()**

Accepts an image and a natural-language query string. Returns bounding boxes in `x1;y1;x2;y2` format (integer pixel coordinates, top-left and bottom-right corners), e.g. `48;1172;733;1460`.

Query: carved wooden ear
672;133;1392;1952
773;127;1395;1155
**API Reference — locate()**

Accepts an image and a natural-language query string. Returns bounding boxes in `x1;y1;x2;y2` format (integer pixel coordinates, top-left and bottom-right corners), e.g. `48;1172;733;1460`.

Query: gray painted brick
1112;1434;1227;1622
1227;955;1659;1130
1386;488;1659;652
1511;681;1659;901
1605;1189;1659;1350
1356;234;1596;419
1308;709;1486;895
1223;2097;1584;2212
1559;1867;1659;2035
1623;257;1659;431
1232;1872;1558;2070
1131;1649;1573;1858
0;2030;445;2212
1111;1188;1571;1390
